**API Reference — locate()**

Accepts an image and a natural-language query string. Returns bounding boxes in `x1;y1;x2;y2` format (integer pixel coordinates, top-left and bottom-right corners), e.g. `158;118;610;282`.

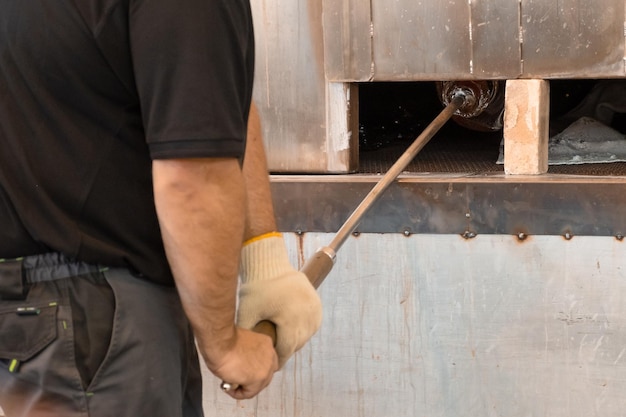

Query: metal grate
358;80;626;177
359;124;504;174
359;118;626;176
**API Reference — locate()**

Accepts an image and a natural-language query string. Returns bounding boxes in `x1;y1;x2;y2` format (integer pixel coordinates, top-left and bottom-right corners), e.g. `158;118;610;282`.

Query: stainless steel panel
470;0;521;77
323;0;373;81
270;175;626;237
203;233;626;416
521;0;626;77
371;0;472;80
324;0;626;79
251;0;330;172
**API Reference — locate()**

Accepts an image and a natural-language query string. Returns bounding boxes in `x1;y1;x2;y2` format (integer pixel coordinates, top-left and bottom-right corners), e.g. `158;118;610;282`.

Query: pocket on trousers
0;302;58;368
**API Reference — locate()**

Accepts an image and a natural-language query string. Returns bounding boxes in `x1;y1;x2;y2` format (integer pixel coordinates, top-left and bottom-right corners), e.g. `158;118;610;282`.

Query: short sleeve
128;0;255;160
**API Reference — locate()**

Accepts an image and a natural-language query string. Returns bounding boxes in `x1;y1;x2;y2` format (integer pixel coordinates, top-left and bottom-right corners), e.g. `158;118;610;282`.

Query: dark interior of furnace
358;80;626;175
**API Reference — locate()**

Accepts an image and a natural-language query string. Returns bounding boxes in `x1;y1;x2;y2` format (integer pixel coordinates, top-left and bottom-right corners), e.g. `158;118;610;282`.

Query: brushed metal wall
251;0;330;172
203;233;626;416
269;174;626;237
324;0;626;80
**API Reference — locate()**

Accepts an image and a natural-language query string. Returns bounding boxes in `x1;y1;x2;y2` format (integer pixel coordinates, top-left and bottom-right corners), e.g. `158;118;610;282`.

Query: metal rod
221;93;466;393
327;93;466;254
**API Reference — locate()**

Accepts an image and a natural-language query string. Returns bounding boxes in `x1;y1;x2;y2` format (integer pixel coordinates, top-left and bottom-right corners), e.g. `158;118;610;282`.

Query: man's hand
237;233;322;368
206;327;278;399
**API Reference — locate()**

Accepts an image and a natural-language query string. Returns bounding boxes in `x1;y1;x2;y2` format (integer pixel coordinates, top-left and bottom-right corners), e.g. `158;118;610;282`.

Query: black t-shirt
0;0;255;285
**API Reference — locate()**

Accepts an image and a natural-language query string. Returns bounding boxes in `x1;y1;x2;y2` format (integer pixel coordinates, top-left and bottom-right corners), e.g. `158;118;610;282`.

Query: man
0;0;322;415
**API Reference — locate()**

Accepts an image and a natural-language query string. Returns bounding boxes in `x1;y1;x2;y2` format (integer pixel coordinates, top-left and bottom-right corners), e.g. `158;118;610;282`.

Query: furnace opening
358;80;626;175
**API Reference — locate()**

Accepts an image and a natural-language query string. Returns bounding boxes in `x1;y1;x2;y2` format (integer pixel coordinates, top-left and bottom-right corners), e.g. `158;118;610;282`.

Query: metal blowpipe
221;90;472;393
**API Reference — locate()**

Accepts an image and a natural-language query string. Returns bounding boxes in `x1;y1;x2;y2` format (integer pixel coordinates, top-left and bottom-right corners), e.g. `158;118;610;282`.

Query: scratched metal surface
268;174;626;237
323;0;626;80
322;0;373;82
470;0;521;78
203;233;626;416
369;0;473;80
251;0;331;172
521;0;626;77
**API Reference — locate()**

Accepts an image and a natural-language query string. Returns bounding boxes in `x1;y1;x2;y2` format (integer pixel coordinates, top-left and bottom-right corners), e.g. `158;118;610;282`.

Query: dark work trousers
0;253;203;417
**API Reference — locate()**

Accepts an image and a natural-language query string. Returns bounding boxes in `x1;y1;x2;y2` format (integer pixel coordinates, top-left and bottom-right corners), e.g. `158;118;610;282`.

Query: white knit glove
237;233;322;369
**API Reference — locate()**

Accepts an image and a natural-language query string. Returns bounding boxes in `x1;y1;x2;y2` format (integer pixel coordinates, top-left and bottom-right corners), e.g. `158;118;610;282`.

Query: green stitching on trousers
8;359;20;373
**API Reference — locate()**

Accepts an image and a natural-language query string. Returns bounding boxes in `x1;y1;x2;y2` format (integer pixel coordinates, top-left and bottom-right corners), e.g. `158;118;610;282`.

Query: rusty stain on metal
513;227;531;243
462;230;477;239
296;232;306;267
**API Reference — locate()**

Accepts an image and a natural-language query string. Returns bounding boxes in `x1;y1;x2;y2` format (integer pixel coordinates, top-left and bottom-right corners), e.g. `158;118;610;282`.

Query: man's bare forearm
242;103;277;240
152;157;245;366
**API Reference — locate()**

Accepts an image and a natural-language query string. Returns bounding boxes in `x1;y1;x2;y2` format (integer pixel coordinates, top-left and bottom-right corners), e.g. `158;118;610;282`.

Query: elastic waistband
0;253;103;300
16;253;102;283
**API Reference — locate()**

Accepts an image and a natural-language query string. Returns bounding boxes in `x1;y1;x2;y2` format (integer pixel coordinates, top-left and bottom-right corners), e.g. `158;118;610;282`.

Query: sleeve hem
148;138;245;160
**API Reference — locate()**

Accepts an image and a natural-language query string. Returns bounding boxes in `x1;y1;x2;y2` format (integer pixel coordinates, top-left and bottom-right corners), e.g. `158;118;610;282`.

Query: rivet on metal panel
462;231;477;239
517;232;527;241
563;232;573;241
616;234;624;242
403;229;411;237
352;231;360;237
296;229;304;236
465;212;471;219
